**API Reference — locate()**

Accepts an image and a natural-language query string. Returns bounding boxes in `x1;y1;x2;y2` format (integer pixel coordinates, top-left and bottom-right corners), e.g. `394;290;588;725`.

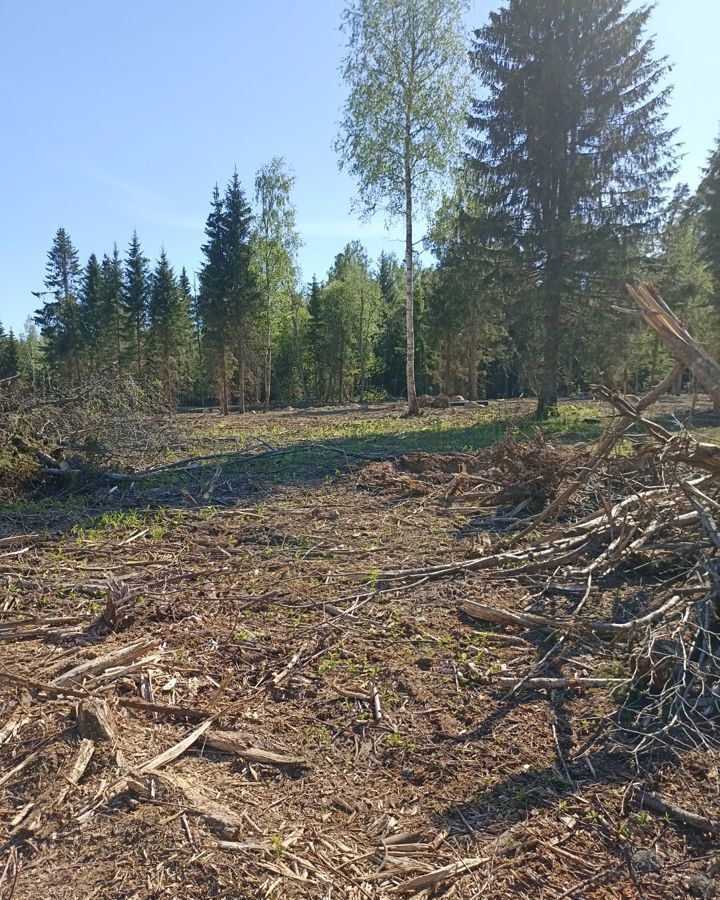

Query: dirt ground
1;400;719;899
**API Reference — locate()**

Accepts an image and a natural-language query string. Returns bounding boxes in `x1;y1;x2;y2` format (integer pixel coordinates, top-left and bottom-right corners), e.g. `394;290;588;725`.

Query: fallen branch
49;637;157;688
496;676;625;691
201;730;308;767
637;790;720;835
392;856;486;894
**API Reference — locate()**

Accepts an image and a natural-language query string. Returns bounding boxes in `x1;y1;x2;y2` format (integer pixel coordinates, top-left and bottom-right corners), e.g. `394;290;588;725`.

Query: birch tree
253;158;301;412
336;0;469;414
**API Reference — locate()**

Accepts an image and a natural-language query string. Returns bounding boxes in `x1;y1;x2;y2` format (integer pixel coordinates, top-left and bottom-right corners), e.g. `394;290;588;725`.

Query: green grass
73;508;185;542
137;402;605;490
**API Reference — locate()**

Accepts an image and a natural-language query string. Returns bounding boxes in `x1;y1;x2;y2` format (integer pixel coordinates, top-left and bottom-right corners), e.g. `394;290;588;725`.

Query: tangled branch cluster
0;375;172;498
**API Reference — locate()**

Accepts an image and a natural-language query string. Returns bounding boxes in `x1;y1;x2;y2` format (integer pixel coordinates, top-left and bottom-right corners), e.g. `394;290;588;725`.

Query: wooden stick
50;637;156;688
637;790;720;835
272;641;308;687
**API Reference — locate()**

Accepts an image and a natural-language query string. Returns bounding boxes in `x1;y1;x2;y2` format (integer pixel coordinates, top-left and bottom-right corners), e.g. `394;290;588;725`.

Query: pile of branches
375;366;720;756
0;374;172;498
358;437;587;515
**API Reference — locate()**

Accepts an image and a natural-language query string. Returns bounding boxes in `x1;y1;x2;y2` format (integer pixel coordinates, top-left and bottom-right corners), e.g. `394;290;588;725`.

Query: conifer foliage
469;0;677;415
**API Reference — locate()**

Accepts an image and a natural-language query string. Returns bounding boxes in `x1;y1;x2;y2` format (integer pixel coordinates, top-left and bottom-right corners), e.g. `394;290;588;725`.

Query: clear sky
1;0;718;333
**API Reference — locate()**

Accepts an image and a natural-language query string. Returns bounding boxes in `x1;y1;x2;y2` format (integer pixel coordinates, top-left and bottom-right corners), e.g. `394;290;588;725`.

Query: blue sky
1;0;718;333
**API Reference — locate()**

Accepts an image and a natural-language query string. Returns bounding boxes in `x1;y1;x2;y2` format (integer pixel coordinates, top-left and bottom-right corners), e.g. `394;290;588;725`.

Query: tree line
5;0;720;416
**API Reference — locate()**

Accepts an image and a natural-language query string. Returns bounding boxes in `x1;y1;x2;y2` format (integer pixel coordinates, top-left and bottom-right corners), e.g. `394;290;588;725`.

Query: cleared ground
0;399;718;899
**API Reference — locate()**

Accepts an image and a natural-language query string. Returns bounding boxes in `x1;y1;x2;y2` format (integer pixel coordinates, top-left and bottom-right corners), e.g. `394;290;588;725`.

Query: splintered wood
625;281;720;410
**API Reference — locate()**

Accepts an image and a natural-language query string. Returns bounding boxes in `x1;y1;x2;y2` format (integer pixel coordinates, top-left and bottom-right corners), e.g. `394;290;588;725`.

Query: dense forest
3;0;720;417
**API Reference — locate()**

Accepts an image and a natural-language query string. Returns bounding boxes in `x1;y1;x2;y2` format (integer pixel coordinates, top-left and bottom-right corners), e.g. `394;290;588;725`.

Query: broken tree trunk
625;282;720;411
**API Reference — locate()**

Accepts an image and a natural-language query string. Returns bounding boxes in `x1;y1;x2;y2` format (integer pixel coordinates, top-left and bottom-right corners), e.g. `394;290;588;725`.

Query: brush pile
0;375;174;499
370;373;720;757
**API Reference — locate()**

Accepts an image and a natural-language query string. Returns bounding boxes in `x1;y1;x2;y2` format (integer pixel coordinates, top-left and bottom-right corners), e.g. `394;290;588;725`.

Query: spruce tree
224;171;258;413
123;230;150;377
199;185;231;414
78;253;102;370
697;133;720;301
307;275;325;400
470;0;677;415
375;253;406;397
97;245;126;371
35;227;82;378
148;250;192;406
180;267;206;405
0;329;20;380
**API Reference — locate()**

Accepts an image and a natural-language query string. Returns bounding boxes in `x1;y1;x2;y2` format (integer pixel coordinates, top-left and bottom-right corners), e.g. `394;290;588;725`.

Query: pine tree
123;230;150;377
35;227;82;378
470;0;677;415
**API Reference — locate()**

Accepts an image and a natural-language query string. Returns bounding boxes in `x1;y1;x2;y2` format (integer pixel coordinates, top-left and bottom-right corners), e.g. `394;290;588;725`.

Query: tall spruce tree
697;132;720;302
199;185;231;414
78;253;102;370
147;249;192;406
307;275;325;400
98;245;126;370
123;231;150;377
224;171;258;413
470;0;676;415
35;227;82;378
0;329;20;380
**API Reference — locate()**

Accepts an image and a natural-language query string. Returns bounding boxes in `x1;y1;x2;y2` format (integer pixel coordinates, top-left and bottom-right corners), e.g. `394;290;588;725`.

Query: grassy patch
73;508;184;542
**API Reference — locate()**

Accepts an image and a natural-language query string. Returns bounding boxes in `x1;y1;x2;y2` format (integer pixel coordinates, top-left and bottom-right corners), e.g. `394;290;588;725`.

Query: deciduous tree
336;0;469;413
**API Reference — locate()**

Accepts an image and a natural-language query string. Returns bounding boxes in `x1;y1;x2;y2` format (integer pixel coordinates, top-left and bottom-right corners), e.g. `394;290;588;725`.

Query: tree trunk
468;328;479;401
404;152;419;415
649;336;660;387
219;350;229;416
444;340;452;396
291;293;307;403
237;342;245;414
339;332;345;402
263;261;272;413
537;258;562;418
358;285;366;402
263;337;271;413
